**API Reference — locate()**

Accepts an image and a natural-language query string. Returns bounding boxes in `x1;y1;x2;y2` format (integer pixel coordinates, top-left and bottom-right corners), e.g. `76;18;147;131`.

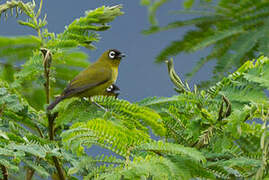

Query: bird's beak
113;85;120;91
118;53;126;58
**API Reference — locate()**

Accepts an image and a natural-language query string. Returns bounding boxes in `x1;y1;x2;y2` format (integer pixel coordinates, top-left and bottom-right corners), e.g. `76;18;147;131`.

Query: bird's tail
47;95;66;111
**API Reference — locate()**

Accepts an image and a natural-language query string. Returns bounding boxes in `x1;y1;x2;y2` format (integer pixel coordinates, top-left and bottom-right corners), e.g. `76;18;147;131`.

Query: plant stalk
41;48;65;180
52;157;65;180
0;165;8;180
26;168;34;180
41;48;51;105
165;58;191;93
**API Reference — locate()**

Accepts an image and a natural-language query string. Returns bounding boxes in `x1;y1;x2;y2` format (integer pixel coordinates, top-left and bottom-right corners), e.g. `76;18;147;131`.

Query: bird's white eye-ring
107;85;113;92
109;51;116;59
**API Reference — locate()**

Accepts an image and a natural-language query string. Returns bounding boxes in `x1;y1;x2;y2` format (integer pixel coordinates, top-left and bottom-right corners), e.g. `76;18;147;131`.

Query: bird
47;49;125;110
104;84;120;98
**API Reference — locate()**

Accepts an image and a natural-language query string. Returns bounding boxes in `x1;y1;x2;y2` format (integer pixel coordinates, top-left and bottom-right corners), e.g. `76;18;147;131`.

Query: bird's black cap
109;49;125;58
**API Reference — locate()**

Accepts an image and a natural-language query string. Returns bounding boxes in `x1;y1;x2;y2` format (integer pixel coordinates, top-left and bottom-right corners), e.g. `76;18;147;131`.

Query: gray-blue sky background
0;0;213;102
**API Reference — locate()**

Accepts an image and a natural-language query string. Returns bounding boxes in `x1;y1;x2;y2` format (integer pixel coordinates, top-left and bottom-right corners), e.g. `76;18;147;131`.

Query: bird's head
105;84;120;98
100;49;125;66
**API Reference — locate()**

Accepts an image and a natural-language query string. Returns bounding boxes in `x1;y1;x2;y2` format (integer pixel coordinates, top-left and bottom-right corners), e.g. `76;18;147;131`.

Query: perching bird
47;49;125;110
104;84;120;98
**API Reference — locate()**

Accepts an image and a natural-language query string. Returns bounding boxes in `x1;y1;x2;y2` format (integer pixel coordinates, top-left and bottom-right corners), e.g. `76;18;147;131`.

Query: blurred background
0;0;212;102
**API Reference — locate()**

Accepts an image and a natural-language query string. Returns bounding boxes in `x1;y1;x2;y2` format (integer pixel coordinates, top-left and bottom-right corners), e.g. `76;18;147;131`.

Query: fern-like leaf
92;96;166;136
134;141;206;163
62;118;151;157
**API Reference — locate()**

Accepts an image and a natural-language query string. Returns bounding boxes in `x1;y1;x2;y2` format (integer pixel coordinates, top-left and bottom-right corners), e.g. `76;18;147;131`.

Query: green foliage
142;0;269;86
53;96;166;137
97;155;188;180
45;5;123;50
141;0;168;26
140;0;213;25
134;141;206;163
0;36;41;62
92;96;166;136
207;56;269;109
62;118;151;157
0;0;36;19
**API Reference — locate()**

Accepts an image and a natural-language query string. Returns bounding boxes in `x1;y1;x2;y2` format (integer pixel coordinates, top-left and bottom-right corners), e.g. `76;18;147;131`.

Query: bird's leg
92;101;108;112
89;97;108;112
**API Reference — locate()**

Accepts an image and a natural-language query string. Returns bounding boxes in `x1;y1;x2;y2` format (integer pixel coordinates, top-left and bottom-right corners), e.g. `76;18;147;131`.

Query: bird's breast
111;66;118;83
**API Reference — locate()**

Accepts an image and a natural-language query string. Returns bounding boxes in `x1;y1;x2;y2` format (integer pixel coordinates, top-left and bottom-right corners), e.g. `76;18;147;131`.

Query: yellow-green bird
47;49;125;110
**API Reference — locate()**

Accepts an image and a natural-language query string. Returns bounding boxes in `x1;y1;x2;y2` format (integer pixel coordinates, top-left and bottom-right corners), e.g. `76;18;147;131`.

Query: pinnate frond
46;5;123;50
0;0;36;19
92;96;166;136
62;118;151;157
97;155;188;180
134;141;206;163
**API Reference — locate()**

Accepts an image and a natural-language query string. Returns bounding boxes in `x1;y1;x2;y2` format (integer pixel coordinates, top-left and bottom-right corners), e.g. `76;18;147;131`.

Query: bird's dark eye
109;51;116;59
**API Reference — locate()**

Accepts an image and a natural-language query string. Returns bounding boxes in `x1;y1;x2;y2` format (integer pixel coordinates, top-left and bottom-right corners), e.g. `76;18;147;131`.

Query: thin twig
222;96;231;118
217;101;224;121
35;124;44;138
151;150;163;156
35;0;43;42
36;0;43;18
217;96;231;121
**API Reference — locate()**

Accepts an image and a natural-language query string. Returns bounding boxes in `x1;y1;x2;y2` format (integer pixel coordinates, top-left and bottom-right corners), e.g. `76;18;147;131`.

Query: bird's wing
62;66;112;97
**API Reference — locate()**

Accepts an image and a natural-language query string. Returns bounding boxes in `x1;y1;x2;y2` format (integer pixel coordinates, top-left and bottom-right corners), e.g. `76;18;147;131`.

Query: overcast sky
0;0;213;102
